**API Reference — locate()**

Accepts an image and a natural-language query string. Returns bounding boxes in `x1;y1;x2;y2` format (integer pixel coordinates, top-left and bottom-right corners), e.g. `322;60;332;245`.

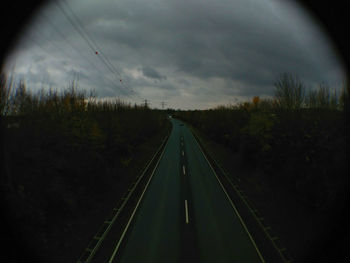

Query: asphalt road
112;118;264;263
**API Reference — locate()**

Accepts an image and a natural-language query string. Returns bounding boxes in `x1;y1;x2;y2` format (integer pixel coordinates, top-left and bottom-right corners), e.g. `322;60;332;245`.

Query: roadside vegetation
175;73;349;211
0;73;170;262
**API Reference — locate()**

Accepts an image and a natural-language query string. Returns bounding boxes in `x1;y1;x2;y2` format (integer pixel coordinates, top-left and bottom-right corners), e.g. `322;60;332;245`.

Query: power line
42;13;125;93
26;22;123;94
56;0;126;90
26;0;140;98
27;24;74;61
55;1;120;80
38;13;91;59
61;1;137;95
52;0;137;96
61;0;123;78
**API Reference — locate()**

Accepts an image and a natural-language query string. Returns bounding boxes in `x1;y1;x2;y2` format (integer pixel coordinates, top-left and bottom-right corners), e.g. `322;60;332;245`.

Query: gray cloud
3;0;346;109
141;66;166;80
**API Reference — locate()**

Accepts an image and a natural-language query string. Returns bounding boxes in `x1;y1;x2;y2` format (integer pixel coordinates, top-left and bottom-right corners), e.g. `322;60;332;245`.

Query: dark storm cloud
5;0;345;109
141;66;166;80
87;0;341;85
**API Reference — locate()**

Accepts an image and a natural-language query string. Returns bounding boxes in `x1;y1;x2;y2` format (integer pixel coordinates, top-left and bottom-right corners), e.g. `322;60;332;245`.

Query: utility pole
143;99;149;108
160;101;167;109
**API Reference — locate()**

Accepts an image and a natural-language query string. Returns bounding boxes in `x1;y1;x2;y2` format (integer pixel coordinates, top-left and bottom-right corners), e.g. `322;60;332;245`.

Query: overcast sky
4;0;346;109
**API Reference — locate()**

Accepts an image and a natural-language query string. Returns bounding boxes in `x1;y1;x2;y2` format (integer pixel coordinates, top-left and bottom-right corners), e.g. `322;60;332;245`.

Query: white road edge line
185;200;189;224
76;135;168;263
198;138;291;263
192;132;266;263
107;134;171;263
183;165;186;175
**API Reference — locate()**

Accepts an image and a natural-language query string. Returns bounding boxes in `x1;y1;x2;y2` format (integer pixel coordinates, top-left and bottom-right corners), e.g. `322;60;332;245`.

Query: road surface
111;118;264;263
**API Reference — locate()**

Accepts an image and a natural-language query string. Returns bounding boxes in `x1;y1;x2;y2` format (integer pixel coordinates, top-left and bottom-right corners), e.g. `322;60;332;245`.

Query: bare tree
0;72;14;116
274;73;305;110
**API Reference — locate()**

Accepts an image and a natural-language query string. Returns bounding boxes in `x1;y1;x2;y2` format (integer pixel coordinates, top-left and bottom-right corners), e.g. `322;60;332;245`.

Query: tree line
175;73;350;211
0;73;170;262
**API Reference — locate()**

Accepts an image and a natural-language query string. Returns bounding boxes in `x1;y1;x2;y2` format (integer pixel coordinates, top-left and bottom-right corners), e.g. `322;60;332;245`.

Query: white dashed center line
184;200;189;224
